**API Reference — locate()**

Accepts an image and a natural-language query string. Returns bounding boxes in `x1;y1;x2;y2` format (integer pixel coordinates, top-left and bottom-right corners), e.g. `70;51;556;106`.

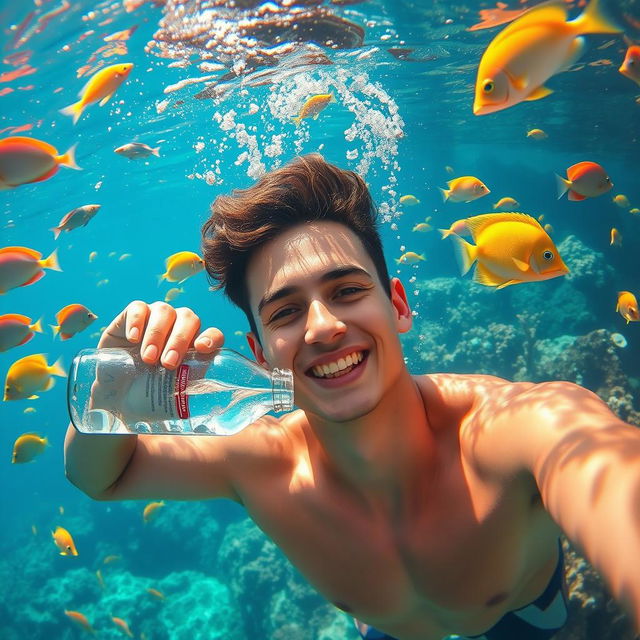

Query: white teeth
311;351;364;378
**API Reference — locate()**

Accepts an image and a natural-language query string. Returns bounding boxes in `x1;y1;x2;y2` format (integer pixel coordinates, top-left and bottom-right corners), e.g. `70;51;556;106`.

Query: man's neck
304;370;438;520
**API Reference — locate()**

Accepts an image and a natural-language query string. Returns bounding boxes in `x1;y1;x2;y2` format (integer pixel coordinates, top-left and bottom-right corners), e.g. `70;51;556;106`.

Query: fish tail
56;143;81;170
157;273;166;286
572;0;621;35
50;324;60;339
555;173;571;199
438;228;454;239
40;248;62;272
291;115;302;126
60;100;85;125
152;146;161;157
49;356;66;378
31;317;43;333
450;235;477;276
438;187;450;202
50;226;61;240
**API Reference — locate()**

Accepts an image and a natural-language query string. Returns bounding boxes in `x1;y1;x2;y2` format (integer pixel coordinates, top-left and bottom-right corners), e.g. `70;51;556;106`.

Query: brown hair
201;153;391;338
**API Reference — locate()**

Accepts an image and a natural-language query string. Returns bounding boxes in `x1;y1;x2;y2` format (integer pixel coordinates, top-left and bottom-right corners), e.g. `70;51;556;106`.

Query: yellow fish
143;500;165;523
612;194;630;208
61;62;134;124
526;128;548;140
23;407;36;414
400;194;420;206
439;176;490;203
439;218;471;239
12;433;49;463
88;251;98;262
629;208;640;215
291;93;336;126
52;526;78;556
159;251;205;284
395;251;425;265
447;212;569;289
164;286;184;302
493;197;520;210
412;223;432;232
473;0;620;115
610;228;622;246
617;291;639;323
4;353;66;401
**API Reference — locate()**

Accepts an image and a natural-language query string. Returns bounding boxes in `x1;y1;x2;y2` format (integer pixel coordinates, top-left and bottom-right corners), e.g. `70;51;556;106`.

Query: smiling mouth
307;350;368;379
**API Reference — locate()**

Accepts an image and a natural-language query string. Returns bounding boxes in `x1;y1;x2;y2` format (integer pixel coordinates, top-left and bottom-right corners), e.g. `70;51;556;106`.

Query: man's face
245;221;412;423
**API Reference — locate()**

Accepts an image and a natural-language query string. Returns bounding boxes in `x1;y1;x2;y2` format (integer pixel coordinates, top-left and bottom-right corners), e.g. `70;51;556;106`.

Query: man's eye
337;286;363;297
271;308;296;322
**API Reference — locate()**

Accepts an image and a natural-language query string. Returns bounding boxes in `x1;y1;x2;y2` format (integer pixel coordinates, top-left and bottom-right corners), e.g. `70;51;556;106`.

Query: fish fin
31;317;43;333
464;212;543;241
570;0;621;35
512;257;530;272
329;93;337;103
19;271;45;288
558;36;586;72
2;313;32;324
60;333;73;341
51;324;60;338
0;246;41;258
450;235;477;276
496;279;522;290
616;302;620;312
438;228;453;239
158;273;166;286
491;1;567;48
49;356;66;378
40;248;62;272
473;262;510;288
291;115;301;126
438;187;450;202
28;394;39;400
524;85;553;101
56;143;81;170
44;377;56;391
555;173;571;199
568;190;587;201
99;92;114;107
59;101;85;125
50;227;61;240
152;146;161;157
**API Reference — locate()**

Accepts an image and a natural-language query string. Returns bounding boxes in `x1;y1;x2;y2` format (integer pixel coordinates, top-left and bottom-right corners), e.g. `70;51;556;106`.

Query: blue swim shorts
354;540;568;640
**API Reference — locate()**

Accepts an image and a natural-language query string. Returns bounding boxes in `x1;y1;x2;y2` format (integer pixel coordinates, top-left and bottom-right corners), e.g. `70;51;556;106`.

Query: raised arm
64;300;240;503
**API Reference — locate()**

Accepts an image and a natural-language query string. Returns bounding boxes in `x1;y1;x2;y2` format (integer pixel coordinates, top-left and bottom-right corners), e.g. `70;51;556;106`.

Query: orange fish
291;93;336;126
52;526;78;556
112;617;134;637
60;62;134;124
12;432;48;463
147;587;166;600
619;45;640;86
159;251;205;284
0;246;61;294
143;500;165;523
555;161;613;201
0;136;79;189
64;610;94;633
610;228;622;246
617;291;639;323
51;304;98;340
439;176;490;203
3;353;66;401
0;314;43;352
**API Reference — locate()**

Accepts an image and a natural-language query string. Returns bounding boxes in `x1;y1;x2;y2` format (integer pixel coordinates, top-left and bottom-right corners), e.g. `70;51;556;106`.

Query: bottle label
175;364;190;418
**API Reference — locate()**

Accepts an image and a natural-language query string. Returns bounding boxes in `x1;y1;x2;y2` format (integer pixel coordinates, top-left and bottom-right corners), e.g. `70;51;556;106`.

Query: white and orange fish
610;228;622;246
526;128;548;140
115;142;160;159
617;291;639;323
52;526;78;556
291;93;336;126
143;500;165;523
0;136;79;189
0;246;61;294
3;353;66;401
64;610;93;633
159;251;205;284
12;433;49;463
493;196;520;210
619;45;640;86
440;176;490;203
50;205;101;240
51;304;98;340
112;617;134;638
556;161;612;201
0;314;43;352
473;0;621;115
61;62;134;124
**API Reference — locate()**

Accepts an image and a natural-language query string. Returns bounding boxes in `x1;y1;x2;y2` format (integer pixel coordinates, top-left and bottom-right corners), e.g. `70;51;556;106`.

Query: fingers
98;300;149;348
194;327;225;353
156;306;202;369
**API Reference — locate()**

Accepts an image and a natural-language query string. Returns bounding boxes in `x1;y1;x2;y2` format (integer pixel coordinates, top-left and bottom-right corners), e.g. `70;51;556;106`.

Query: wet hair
201;153;391;339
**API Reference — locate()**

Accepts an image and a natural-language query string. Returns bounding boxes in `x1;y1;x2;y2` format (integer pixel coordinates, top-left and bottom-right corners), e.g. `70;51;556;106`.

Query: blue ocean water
1;0;639;638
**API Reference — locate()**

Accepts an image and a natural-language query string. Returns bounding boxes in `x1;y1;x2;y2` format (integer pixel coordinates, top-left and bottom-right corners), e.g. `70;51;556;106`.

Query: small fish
23;407;36;413
51;304;98;340
32;524;37;535
0;246;61;294
630;208;640;215
610;332;627;348
446;212;569;289
473;0;621;115
88;251;98;262
556;161;613;201
52;526;78;556
538;215;545;222
96;569;105;589
103;554;121;564
143;500;165;523
619;45;640;86
439;176;490;203
97;278;109;287
610;228;622;246
544;223;554;234
291;93;336;126
0;314;43;352
493;197;520;210
50;204;100;240
0;136;80;189
64;610;94;633
439;219;471;239
616;291;639;323
395;251;426;265
159;251;205;284
399;194;420;206
164;286;184;302
12;433;48;463
108;251;117;258
60;62;134;124
612;194;630;208
146;587;166;600
115;142;160;159
526;128;548;140
112;617;134;638
3;353;66;401
445;165;454;174
411;223;432;233
119;253;132;261
59;505;64;515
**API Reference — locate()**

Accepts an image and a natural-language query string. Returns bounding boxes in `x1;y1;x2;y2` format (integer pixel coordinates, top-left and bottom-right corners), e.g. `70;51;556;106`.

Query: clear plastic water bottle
68;347;294;436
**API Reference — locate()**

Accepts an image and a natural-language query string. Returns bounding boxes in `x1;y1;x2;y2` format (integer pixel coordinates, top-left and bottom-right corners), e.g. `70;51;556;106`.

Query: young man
64;154;640;640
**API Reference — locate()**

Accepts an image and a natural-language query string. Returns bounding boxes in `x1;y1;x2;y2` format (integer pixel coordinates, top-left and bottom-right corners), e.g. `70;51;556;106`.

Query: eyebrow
257;266;374;315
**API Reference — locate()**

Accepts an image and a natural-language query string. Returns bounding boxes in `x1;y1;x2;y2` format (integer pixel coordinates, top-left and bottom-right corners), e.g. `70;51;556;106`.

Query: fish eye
483;80;494;93
543;250;554;261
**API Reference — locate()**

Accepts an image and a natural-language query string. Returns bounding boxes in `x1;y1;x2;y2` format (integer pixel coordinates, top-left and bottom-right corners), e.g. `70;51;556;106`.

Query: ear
389;277;412;334
246;332;269;369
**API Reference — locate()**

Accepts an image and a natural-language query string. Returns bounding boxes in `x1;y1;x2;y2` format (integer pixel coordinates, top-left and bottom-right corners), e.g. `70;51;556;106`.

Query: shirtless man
64;154;640;640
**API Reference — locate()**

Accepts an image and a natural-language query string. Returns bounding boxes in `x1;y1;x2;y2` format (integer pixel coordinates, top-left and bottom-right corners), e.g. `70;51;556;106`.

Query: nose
304;300;346;345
